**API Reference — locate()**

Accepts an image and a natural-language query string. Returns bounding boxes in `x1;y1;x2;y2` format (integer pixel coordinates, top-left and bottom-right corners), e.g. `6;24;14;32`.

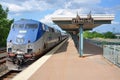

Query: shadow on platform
69;33;103;57
83;39;103;57
54;37;103;58
72;38;103;57
55;41;69;54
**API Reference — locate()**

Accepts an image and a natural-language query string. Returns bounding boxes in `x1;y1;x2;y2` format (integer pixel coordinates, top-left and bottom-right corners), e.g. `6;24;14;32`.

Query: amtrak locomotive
6;19;66;70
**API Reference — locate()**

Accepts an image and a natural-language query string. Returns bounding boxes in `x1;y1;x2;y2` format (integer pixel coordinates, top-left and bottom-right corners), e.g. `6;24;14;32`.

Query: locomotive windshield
25;24;38;29
12;24;38;29
12;24;24;29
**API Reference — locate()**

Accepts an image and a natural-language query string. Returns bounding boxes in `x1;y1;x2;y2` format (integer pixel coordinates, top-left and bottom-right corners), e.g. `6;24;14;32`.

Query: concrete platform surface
29;39;120;80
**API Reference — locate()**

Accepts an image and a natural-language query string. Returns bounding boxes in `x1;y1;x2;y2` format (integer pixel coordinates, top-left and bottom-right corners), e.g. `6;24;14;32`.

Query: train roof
14;19;40;24
13;19;62;32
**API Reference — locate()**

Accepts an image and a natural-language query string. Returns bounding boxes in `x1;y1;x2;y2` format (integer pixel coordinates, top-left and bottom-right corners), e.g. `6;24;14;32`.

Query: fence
86;39;120;67
86;39;120;48
103;45;120;67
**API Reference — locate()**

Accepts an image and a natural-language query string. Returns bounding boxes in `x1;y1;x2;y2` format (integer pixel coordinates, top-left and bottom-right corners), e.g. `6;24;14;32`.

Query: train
6;19;67;70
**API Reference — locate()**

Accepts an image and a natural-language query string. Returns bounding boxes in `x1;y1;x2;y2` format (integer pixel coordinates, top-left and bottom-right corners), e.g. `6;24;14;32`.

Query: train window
45;26;49;31
49;28;52;32
13;24;24;29
42;24;45;30
54;29;59;33
48;28;54;32
51;28;54;32
25;24;38;29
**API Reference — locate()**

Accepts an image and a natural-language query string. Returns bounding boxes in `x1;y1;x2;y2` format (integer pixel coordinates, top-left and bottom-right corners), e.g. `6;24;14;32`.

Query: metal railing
86;39;120;67
86;39;120;48
103;45;120;67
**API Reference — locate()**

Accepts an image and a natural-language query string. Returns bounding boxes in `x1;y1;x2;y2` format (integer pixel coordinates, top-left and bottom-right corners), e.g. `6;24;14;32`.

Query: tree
92;31;104;38
0;4;14;47
103;32;116;39
83;31;116;39
83;31;93;39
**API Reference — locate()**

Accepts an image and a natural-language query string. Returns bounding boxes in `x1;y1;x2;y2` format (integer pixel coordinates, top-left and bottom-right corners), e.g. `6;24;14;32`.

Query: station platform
13;38;120;80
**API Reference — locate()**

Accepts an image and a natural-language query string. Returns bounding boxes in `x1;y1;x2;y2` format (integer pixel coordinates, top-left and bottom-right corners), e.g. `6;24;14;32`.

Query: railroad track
0;48;7;65
0;52;7;65
0;52;7;77
0;54;20;80
0;48;6;53
0;70;21;80
0;56;6;64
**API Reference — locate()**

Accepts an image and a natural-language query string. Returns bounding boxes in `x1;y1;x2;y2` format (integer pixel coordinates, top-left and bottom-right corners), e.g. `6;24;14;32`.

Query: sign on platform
72;14;94;25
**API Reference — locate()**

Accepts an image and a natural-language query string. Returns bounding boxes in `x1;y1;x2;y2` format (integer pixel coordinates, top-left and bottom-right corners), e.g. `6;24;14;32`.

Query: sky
0;0;120;33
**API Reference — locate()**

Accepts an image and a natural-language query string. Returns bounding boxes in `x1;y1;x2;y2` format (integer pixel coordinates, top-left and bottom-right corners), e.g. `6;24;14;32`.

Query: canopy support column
79;25;83;57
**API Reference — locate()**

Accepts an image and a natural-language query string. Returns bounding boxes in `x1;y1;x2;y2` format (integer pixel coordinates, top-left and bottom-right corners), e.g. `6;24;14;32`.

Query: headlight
17;54;24;58
16;38;24;43
7;43;12;47
28;44;32;48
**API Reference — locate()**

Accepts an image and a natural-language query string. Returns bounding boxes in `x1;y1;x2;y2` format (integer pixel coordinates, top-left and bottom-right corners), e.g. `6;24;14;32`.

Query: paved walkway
29;39;120;80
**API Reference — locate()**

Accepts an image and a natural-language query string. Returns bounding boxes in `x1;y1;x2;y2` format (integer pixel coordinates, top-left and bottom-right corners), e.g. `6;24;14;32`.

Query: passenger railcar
6;19;64;70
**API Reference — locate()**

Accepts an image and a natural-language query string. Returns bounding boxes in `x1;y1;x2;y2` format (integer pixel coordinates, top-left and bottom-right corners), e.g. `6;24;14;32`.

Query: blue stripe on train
7;19;45;44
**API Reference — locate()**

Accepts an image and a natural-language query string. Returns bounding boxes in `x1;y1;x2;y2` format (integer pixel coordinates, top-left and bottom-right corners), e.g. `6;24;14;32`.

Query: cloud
1;0;119;24
1;0;118;15
64;0;101;9
0;0;113;15
71;0;101;4
40;7;108;24
40;0;114;24
40;8;116;31
1;0;119;32
2;3;25;12
40;9;77;30
111;21;120;24
40;9;77;24
0;0;102;12
0;0;51;12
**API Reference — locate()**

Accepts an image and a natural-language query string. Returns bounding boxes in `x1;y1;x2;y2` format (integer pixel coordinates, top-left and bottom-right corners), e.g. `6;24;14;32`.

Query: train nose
16;54;24;59
16;37;24;43
16;51;24;59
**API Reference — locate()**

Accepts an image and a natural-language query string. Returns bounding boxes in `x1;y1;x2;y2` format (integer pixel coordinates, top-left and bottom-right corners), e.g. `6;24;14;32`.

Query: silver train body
6;19;67;70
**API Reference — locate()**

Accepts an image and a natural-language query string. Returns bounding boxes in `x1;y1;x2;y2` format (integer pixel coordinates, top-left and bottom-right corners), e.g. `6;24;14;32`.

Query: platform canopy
52;14;114;32
52;14;114;57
